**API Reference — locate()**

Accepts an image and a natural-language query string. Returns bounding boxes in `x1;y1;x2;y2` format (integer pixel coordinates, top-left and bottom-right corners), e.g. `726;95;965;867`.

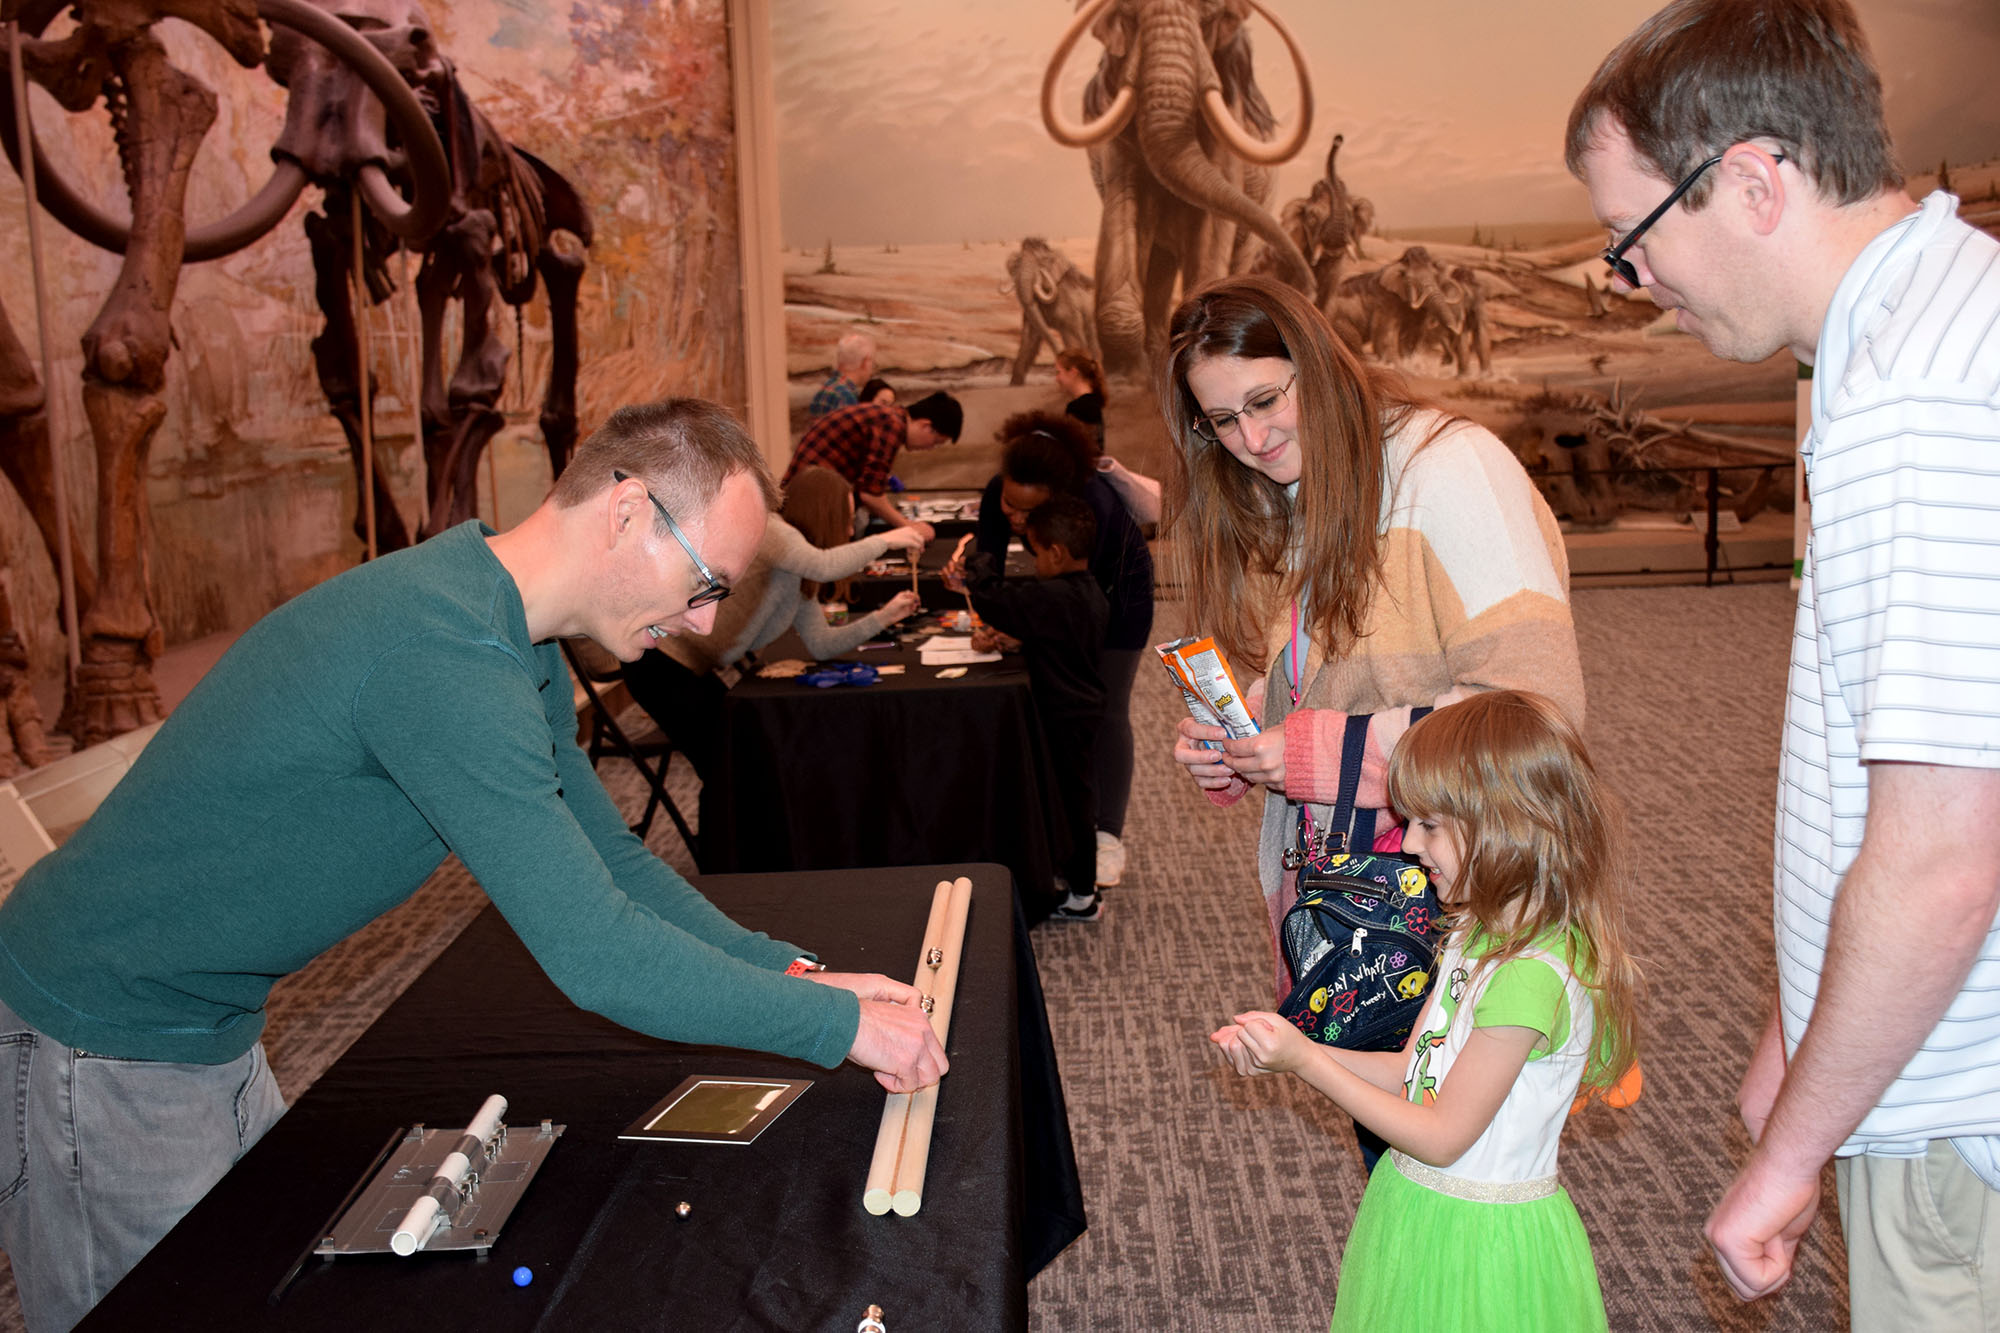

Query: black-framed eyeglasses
613;470;731;609
1602;150;1786;288
1192;374;1297;442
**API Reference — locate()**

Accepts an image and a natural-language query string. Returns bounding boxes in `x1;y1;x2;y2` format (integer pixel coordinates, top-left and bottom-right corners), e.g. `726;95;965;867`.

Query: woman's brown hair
782;465;856;598
1387;690;1642;1094
1159;274;1437;675
1055;347;1107;400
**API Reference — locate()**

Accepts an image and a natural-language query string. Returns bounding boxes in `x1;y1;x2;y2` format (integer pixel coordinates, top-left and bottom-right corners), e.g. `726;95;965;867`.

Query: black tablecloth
703;641;1067;917
84;865;1084;1332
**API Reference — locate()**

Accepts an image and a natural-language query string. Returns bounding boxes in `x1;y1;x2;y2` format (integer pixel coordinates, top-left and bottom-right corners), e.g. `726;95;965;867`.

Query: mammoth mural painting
1042;0;1316;375
1001;237;1099;385
1331;245;1468;373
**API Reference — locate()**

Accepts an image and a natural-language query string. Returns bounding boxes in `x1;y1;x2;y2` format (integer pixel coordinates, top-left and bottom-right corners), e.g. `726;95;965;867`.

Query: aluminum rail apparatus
390;1093;508;1255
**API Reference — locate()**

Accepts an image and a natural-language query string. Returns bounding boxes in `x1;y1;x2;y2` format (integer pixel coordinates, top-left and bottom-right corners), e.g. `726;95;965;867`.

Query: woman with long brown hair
1162;275;1584;999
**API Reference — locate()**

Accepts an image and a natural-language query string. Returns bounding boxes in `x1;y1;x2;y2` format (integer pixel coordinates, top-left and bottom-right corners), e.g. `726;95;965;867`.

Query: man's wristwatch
785;957;827;977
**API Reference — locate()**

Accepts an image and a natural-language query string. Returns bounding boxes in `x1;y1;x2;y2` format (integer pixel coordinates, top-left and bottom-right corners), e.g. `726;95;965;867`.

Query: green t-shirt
0;523;857;1067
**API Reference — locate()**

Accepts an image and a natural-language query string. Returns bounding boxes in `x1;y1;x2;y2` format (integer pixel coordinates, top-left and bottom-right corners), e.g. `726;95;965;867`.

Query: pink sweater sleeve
1283;707;1394;809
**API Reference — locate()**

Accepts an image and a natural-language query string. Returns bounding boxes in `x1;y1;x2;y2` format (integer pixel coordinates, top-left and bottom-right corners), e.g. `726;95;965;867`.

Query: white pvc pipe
390;1094;508;1256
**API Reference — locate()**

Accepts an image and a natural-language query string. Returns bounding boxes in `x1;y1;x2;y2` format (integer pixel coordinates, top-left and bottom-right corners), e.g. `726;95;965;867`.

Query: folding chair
561;640;701;869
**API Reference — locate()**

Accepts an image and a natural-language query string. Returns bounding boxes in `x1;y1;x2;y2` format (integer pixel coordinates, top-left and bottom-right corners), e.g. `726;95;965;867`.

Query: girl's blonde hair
1387;690;1641;1093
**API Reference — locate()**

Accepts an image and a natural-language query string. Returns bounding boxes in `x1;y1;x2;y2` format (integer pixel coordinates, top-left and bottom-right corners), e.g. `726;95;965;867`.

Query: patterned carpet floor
0;580;1844;1331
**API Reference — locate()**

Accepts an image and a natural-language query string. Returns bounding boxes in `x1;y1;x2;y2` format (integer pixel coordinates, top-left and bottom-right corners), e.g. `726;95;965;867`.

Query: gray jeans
0;997;286;1332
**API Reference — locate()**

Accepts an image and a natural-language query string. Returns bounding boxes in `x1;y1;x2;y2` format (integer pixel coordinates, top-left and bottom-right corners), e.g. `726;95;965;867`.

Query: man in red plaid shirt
784;391;962;534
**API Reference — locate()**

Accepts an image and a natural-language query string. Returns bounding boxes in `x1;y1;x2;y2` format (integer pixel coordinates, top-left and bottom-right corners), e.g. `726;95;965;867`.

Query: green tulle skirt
1328;1154;1608;1332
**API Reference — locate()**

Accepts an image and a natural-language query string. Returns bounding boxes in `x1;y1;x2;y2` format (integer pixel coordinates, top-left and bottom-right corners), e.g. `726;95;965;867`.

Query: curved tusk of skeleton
0;0;448;259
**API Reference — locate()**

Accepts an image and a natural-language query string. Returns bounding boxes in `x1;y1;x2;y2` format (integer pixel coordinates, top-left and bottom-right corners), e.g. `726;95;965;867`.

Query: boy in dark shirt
945;496;1109;920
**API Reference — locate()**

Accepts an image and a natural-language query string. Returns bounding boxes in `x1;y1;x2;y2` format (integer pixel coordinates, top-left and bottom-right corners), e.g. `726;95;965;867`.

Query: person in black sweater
1055;348;1106;449
974;412;1154;896
948;495;1109;922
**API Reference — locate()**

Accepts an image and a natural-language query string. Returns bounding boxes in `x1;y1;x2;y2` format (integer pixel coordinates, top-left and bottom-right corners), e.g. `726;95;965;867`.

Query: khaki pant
1837;1141;2000;1332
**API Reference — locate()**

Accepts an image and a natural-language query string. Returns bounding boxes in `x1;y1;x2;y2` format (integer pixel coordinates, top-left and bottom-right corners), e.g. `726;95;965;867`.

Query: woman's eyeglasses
1192;375;1296;443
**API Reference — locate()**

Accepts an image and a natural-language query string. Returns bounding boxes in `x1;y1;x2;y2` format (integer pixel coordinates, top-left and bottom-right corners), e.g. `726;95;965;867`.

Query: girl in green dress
1212;689;1641;1330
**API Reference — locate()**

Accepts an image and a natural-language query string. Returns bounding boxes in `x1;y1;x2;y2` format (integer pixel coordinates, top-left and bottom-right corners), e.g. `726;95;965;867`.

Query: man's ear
608;476;644;548
1722;144;1787;238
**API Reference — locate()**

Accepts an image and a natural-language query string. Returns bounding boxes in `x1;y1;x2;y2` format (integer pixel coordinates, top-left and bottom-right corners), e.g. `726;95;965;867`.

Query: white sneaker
1095;830;1126;888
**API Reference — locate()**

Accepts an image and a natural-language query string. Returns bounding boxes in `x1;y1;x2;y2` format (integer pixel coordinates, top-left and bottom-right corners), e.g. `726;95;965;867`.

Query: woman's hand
881;590;921;625
1211;1011;1309;1077
1216;721;1286;790
880;526;927;554
1173;717;1242;790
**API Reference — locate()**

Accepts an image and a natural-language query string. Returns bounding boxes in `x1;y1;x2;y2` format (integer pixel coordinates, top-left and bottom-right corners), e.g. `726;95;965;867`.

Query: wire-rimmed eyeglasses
1192;374;1297;443
613;470;731;609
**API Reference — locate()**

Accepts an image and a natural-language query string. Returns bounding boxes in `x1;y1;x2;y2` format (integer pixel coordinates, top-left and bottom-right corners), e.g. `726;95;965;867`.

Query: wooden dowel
863;880;954;1215
888;875;972;1216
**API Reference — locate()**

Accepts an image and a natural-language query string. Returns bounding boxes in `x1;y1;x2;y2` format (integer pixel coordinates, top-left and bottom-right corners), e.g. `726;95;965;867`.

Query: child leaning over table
944;495;1108;922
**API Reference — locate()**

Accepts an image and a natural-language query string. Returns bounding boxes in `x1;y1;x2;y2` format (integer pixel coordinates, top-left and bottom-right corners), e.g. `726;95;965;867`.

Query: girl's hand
1244;674;1267;725
1174;717;1241;790
880;526;927;554
1210;1011;1309;1076
1217;719;1286;789
881;590;921;625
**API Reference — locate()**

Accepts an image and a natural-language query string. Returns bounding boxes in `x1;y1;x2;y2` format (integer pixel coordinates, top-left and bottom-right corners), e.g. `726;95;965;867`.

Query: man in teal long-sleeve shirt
0;398;945;1333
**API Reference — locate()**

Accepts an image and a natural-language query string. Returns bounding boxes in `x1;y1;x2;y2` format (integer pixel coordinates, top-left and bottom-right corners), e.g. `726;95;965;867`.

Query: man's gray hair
835;331;877;374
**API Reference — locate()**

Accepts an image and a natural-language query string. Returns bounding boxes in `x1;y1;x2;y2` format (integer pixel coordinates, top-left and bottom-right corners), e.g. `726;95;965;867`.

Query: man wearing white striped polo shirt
1570;1;2000;1324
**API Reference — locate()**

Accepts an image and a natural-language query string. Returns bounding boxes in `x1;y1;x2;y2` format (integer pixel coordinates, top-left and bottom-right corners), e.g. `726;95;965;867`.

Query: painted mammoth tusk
1199;0;1313;167
1040;0;1137;149
1033;270;1057;304
0;0;447;259
999;277;1017;296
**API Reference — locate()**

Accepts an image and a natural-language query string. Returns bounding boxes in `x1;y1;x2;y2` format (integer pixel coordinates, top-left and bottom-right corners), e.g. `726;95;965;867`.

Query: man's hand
1705;1156;1821;1301
814;971;948;1093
